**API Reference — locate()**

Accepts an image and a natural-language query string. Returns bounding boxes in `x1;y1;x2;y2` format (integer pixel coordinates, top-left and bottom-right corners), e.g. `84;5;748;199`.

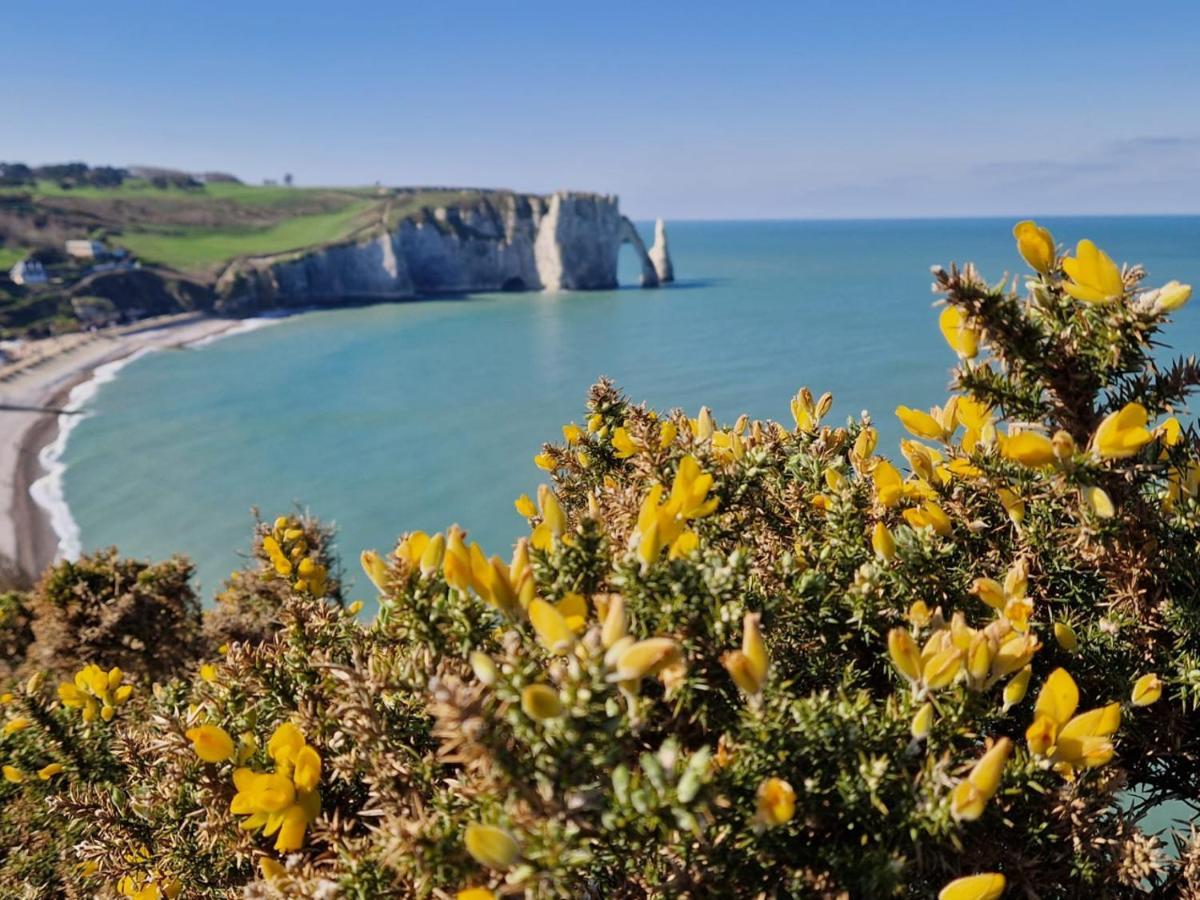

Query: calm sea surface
61;217;1200;598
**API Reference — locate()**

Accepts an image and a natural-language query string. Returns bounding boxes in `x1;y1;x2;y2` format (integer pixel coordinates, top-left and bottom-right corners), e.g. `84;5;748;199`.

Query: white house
65;239;107;259
9;259;47;285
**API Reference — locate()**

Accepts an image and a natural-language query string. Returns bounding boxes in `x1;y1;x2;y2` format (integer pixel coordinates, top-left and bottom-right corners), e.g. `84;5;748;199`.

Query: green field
118;199;378;271
0;181;510;275
0;246;25;270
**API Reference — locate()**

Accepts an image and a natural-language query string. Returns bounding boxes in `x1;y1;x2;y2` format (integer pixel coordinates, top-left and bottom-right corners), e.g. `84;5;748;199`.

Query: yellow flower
360;549;389;591
996;487;1024;525
790;388;832;433
939;872;1006;900
186;724;235;763
1154;280;1192;313
521;684;564;721
1026;668;1120;776
907;600;931;628
1013;219;1055;273
533;452;556;471
514;494;537;517
418;532;446;577
2;765;24;783
611;426;639;459
1131;673;1163;707
658;420;678;449
37;762;63;780
722;612;769;698
607;638;683;684
923;646;965;690
1062;238;1124;304
633;456;717;567
531;485;568;551
562;422;583;444
1053;622;1078;653
347;600;363;615
895;405;950;442
887;628;922;683
1092;403;1153;459
1003;665;1032;712
902;501;952;536
1081;486;1115;519
755;777;795;827
292;745;322;792
3;717;30;736
528;598;575;654
1000;431;1056;468
58;664;131;723
199;663;218;684
939;306;980;359
464;823;520;870
911;702;934;740
871;522;896;561
457;889;495;900
259;858;286;881
950;738;1011;822
267;722;306;767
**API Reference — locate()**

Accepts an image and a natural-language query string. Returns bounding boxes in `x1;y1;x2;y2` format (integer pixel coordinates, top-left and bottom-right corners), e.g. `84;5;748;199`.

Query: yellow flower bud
607;638;682;683
1002;666;1032;712
939;306;980;359
1131;673;1163;707
186;724;235;763
939;872;1006;900
1001;431;1056;468
1155;280;1192;313
871;522;896;561
360;550;389;591
887;628;922;683
1053;622;1078;653
521;684;564;721
419;532;446;576
755;777;795;827
1013;220;1055;273
464;823;520;870
911;702;934;740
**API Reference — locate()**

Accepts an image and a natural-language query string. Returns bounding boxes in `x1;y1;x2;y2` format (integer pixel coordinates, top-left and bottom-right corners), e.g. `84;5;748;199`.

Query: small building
65;239;107;260
9;259;47;285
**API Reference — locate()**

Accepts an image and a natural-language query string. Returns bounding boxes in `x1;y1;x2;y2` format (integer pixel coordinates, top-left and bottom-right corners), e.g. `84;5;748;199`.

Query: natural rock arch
619;216;660;288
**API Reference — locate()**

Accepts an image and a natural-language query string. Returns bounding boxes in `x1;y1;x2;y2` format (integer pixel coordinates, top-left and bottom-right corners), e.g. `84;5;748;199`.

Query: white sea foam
26;312;291;560
184;311;290;348
29;348;157;560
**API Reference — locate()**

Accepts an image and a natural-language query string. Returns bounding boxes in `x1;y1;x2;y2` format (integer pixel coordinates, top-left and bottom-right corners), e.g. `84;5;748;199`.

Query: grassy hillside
0;178;513;336
0;179;508;276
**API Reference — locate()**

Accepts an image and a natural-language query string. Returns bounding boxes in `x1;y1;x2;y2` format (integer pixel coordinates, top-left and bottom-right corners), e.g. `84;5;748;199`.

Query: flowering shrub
1;224;1199;897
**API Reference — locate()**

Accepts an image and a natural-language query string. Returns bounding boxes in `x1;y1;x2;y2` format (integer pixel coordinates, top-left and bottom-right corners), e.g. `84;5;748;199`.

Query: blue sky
5;1;1200;219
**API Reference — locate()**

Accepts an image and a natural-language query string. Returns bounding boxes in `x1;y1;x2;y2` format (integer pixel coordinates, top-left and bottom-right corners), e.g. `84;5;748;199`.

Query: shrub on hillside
1;223;1198;898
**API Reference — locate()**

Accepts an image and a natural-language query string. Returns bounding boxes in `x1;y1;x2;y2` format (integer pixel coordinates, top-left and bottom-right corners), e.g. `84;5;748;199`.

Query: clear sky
5;1;1200;219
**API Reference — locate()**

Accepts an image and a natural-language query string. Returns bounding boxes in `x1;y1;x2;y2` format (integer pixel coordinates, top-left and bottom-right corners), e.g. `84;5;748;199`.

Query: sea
39;216;1200;838
47;217;1200;597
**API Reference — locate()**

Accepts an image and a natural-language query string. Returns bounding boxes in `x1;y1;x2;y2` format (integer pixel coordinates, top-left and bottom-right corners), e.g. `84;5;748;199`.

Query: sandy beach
0;313;242;583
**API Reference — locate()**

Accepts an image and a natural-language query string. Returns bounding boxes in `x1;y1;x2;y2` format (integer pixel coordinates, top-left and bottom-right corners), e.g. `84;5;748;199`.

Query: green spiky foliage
0;224;1197;899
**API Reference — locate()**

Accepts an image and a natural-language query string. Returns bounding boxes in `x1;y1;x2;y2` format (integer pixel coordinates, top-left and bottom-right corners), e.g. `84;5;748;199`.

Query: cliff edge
217;192;670;311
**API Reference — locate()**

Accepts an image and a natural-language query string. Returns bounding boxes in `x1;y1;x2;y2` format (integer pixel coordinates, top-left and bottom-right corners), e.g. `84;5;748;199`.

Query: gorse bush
1;223;1198;899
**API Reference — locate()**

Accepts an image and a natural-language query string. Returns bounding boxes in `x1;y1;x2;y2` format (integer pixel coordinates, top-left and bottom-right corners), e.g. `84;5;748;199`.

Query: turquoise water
60;218;1200;601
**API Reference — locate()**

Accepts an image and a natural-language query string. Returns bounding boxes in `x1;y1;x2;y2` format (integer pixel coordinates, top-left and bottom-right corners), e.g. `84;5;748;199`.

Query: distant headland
0;161;674;339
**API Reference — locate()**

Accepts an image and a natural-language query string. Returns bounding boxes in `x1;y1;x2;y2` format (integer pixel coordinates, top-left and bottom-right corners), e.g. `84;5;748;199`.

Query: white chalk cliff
217;191;673;309
649;218;674;284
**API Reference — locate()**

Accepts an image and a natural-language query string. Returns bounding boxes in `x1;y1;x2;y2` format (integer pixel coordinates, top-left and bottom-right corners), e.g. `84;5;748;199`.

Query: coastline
0;314;250;583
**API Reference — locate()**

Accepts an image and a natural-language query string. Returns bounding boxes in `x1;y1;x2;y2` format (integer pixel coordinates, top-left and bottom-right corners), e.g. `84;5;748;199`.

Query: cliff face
219;191;668;308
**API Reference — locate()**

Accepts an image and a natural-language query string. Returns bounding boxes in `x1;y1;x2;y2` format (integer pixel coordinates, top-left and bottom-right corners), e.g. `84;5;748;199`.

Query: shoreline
0;314;253;584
